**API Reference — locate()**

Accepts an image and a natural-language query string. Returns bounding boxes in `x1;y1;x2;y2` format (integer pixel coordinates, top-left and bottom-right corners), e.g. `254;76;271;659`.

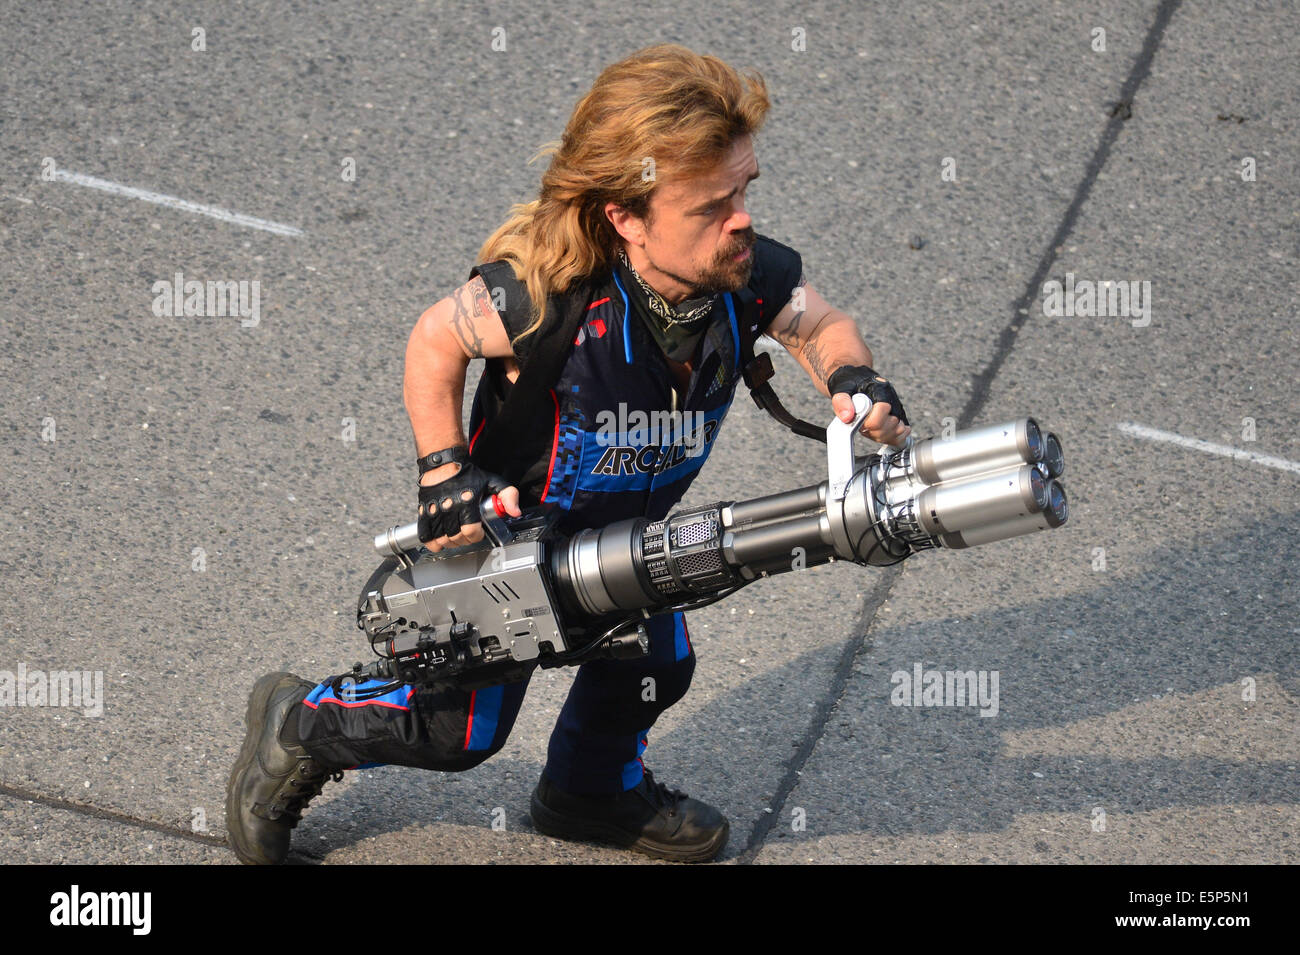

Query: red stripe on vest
468;418;487;454
539;389;561;502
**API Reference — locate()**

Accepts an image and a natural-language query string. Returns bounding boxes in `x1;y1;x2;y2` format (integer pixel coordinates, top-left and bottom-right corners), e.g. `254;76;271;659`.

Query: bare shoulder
418;275;515;361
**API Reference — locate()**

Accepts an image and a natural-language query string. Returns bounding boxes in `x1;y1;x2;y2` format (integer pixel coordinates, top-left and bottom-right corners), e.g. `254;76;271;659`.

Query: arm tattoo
802;337;833;385
771;273;808;348
449;277;488;358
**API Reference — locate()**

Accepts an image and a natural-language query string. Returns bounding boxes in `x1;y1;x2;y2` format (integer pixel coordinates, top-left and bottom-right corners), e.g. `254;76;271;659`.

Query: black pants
294;609;696;794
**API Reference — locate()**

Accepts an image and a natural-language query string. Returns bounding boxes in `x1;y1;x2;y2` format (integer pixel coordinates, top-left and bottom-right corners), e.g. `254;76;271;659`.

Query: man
227;43;909;865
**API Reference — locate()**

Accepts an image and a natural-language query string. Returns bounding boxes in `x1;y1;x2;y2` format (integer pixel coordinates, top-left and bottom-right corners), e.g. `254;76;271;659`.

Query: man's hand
417;460;522;553
827;365;912;448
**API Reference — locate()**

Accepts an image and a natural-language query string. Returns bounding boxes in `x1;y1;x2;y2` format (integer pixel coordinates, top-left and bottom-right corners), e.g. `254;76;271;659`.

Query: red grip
490;493;507;518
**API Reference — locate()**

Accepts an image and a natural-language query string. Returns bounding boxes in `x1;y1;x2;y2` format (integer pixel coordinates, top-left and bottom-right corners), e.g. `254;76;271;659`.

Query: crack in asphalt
0;781;332;862
737;0;1183;865
962;0;1182;431
0;781;229;851
737;563;900;863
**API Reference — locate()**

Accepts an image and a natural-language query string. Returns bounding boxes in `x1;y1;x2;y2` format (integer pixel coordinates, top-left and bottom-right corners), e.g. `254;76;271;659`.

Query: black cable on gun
845;460;911;568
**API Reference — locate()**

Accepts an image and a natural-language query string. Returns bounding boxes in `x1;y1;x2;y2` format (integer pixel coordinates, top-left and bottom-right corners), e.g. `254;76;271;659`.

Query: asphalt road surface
1;0;1296;866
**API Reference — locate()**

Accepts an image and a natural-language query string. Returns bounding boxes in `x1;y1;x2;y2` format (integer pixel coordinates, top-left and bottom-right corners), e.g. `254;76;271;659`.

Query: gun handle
827;393;872;500
479;493;514;547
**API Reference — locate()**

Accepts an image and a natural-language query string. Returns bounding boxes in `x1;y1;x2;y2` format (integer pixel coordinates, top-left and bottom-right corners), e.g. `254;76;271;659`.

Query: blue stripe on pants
465;684;505;752
620;729;651;790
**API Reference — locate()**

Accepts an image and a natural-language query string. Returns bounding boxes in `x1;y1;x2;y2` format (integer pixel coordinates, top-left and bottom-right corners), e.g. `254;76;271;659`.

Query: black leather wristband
416;445;470;477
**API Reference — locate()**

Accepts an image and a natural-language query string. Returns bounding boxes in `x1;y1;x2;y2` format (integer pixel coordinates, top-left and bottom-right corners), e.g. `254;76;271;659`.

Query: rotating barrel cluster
877;418;1067;550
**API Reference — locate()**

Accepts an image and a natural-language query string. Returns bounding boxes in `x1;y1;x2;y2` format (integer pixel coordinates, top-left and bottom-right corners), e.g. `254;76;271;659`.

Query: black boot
226;672;342;865
530;769;729;863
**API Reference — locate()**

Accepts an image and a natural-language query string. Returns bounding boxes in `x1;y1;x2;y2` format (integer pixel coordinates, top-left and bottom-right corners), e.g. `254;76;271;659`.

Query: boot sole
225;672;296;865
530;788;729;863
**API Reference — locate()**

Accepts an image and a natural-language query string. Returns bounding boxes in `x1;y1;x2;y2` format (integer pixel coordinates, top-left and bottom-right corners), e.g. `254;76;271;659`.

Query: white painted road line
1118;422;1300;475
53;169;304;237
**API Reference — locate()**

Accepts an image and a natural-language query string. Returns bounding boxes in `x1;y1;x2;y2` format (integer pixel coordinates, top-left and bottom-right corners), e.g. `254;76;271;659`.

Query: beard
649;227;757;298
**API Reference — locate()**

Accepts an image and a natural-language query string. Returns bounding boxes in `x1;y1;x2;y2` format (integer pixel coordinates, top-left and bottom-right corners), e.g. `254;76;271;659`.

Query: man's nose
727;204;753;233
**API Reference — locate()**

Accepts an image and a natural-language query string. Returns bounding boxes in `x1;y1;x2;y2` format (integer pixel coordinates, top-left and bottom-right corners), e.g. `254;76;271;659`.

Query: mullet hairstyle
476;43;771;343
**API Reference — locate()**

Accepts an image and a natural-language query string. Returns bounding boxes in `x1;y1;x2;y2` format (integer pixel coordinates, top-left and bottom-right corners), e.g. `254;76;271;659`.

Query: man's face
610;134;760;305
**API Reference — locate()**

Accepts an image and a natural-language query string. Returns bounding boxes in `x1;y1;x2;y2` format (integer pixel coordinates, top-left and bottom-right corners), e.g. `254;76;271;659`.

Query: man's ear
605;201;647;247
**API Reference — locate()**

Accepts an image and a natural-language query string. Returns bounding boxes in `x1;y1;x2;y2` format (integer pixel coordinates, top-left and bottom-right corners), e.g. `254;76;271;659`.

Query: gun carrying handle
827;394;917;502
827;393;872;501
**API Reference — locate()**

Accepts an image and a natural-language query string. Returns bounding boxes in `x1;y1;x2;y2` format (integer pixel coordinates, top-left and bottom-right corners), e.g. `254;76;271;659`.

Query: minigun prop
351;395;1066;691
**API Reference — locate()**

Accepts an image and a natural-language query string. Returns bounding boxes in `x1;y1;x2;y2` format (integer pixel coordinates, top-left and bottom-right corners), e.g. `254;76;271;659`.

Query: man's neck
619;243;695;306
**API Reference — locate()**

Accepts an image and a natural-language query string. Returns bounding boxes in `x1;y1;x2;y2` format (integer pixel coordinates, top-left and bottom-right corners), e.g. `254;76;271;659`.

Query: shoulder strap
733;287;827;443
468;262;535;348
466;261;599;474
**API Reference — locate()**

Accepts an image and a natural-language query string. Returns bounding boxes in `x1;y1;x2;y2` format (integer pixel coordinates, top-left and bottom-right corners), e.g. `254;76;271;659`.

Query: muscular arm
763;274;875;395
404;275;515;483
762;273;910;445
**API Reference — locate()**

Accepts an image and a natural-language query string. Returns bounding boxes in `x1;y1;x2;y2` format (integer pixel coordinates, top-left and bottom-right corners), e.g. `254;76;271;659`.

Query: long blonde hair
476;43;771;341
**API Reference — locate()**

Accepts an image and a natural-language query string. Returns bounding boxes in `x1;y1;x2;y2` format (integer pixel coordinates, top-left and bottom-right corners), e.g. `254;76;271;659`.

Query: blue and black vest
466;235;802;536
